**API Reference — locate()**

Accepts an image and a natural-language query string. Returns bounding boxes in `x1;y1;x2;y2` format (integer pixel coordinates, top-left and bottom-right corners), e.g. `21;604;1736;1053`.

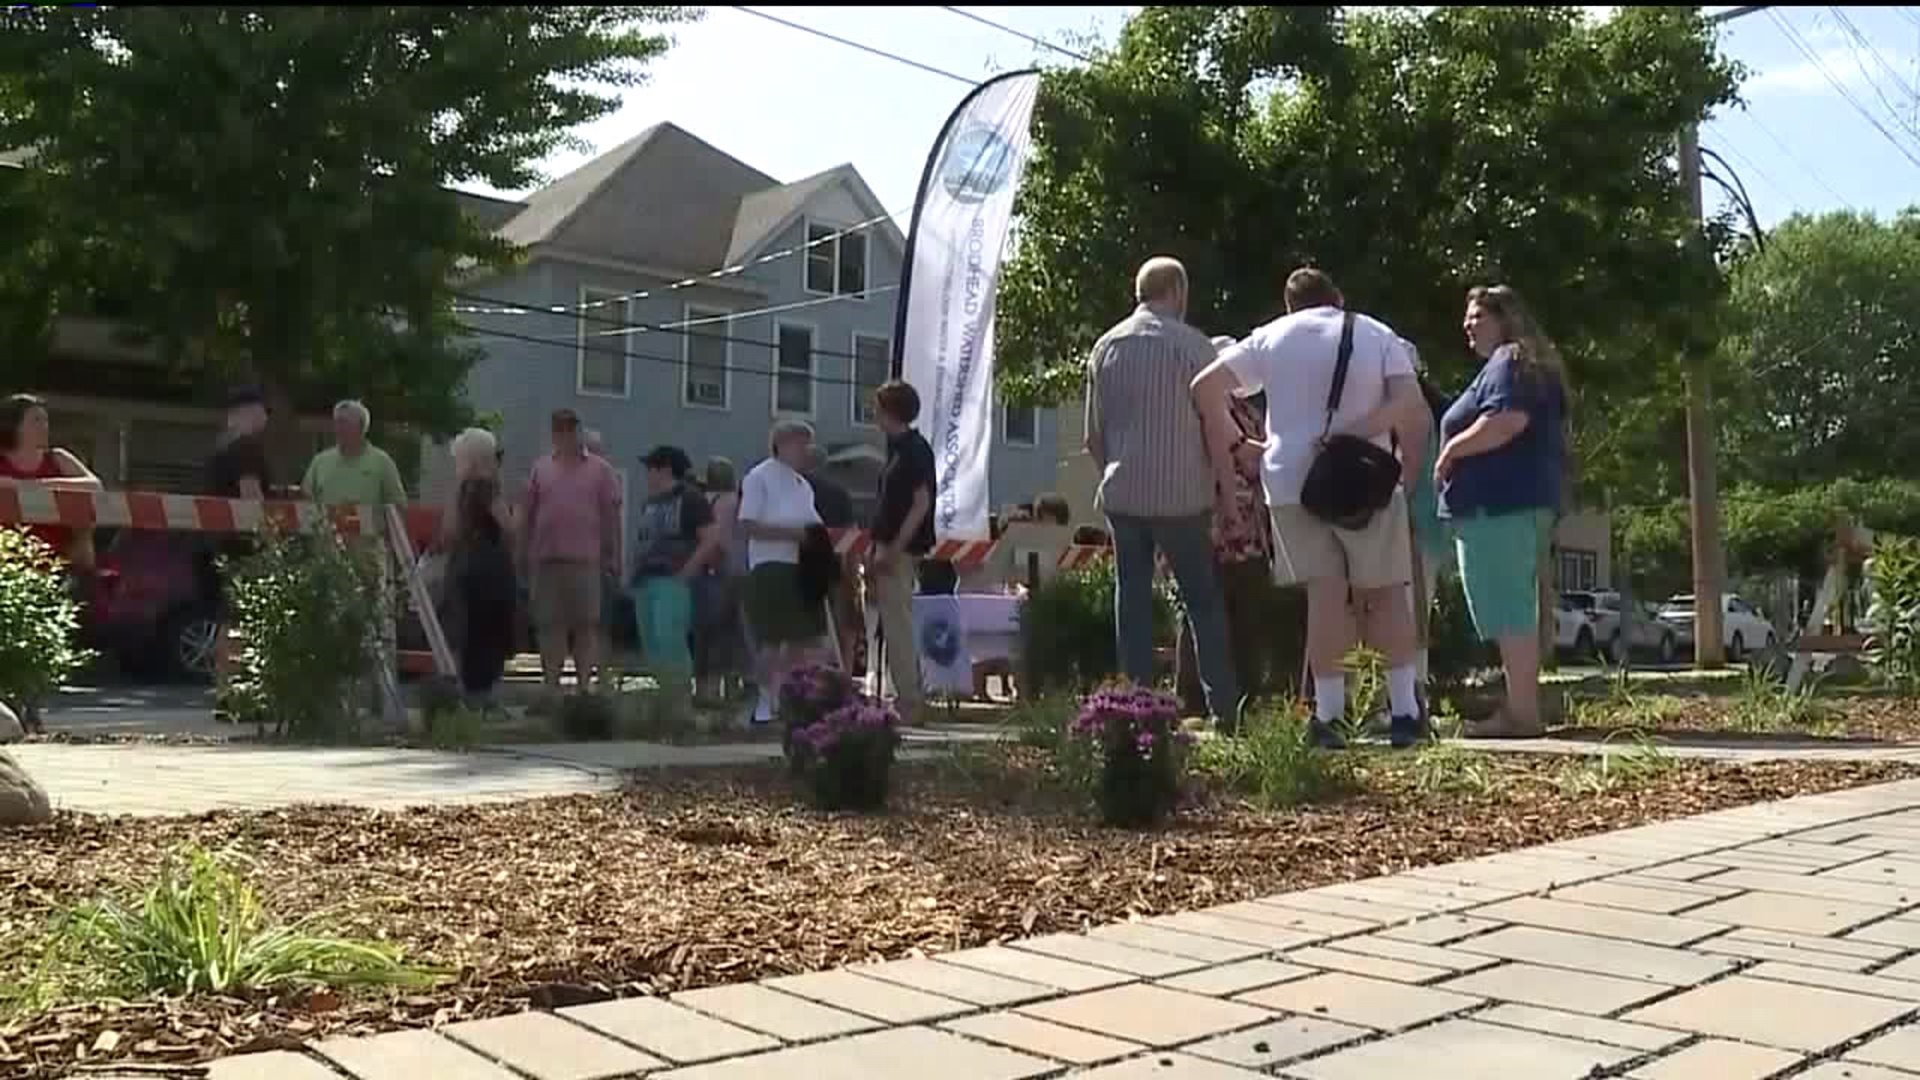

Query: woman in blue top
1436;285;1567;738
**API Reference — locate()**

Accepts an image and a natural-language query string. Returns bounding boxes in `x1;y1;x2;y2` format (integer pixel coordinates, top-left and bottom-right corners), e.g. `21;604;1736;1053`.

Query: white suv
1658;594;1778;661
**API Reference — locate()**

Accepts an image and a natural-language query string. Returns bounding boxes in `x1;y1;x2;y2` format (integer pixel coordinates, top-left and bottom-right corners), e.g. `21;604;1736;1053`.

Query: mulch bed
2;752;1917;1077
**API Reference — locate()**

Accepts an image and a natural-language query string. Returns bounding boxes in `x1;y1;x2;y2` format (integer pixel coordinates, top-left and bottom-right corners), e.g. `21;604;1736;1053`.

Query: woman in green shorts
736;420;827;725
1436;285;1568;738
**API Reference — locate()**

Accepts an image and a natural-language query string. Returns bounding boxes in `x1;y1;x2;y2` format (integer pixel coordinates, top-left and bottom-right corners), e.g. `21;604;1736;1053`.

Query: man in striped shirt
1085;257;1243;730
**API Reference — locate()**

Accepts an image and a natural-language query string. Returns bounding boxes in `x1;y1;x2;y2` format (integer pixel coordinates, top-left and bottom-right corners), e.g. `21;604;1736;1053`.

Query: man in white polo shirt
1191;268;1429;749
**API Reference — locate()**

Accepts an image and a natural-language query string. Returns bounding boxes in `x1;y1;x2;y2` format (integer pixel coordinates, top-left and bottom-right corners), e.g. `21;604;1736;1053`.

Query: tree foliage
1718;209;1920;490
1616;478;1920;596
998;6;1742;503
0;6;692;433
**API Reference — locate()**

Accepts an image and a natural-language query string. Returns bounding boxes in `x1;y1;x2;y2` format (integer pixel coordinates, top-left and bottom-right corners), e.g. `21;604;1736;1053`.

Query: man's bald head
1134;256;1189;317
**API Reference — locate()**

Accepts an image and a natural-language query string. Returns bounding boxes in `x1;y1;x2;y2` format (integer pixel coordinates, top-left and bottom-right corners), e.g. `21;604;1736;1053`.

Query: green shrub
1194;702;1357;809
0;528;92;713
52;845;435;998
1008;695;1076;752
558;692;617;741
1070;684;1187;827
1867;535;1920;693
220;523;384;741
1016;561;1174;698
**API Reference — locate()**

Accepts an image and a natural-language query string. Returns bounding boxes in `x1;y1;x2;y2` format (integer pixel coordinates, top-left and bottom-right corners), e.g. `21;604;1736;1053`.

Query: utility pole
1679;3;1766;669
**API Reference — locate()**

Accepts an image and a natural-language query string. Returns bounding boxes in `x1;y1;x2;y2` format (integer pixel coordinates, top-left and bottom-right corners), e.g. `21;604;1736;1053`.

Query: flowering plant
1072;683;1190;827
778;664;899;811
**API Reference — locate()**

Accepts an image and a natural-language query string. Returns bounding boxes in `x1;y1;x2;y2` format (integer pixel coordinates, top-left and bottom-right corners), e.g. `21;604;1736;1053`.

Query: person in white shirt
737;420;827;724
1191;267;1430;749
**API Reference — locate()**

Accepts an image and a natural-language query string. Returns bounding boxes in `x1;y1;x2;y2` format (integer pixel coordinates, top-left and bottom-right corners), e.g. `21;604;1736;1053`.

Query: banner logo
939;126;1017;204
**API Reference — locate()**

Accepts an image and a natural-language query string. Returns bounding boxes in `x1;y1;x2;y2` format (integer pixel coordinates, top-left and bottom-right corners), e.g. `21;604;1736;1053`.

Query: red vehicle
80;528;221;682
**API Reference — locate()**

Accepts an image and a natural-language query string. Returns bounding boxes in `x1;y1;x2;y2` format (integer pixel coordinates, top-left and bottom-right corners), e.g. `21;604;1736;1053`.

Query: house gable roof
495;123;776;275
724;163;904;268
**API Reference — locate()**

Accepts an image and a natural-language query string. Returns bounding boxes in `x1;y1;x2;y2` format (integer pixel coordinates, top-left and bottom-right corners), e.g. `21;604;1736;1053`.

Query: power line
938;6;1091;63
1741;109;1853;207
455;319;890;394
451;285;902;366
1708;138;1790;209
1768;8;1920;170
1825;7;1920;147
452;210;905;317
732;7;976;86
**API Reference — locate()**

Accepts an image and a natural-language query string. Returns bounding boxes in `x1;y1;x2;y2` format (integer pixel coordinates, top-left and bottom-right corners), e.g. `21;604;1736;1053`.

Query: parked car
80;528;220;682
1657;593;1777;661
1563;590;1681;664
1553;596;1603;660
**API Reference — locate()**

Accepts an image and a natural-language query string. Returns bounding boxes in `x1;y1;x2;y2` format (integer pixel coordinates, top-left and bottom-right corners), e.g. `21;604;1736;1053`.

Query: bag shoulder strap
1322;311;1357;438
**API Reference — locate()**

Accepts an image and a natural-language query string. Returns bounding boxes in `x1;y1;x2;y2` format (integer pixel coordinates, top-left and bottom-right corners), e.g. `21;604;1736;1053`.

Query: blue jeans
1108;512;1241;724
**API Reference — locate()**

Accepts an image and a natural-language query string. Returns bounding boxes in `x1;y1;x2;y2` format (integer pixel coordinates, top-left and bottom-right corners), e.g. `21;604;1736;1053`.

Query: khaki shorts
531;560;602;636
1271;489;1412;591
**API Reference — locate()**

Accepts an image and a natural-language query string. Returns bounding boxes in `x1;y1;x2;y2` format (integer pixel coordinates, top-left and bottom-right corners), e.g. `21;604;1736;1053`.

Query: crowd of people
1092;259;1568;743
6;256;1567;743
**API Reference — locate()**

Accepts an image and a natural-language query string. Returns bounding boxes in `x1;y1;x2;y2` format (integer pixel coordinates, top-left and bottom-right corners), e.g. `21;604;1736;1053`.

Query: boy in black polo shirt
867;380;936;716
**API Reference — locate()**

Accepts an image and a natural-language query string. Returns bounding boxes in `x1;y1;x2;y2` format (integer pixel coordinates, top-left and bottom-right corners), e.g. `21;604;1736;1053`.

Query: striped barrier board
0;486;1101;574
0;485;370;536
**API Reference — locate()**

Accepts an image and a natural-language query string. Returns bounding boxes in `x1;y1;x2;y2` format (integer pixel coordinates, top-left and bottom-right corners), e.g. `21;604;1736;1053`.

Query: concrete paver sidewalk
182;776;1920;1078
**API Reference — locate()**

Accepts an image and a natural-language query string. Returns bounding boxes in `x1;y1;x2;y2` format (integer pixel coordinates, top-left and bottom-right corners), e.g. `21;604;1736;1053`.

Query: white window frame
1003;403;1040;447
772;319;818;419
680;303;732;411
801;216;871;299
575;286;632;399
849;332;891;429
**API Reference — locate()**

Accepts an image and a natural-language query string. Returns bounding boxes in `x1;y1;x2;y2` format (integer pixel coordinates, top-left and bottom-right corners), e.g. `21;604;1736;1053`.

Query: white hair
768;419;814;456
332;399;371;434
449;427;497;477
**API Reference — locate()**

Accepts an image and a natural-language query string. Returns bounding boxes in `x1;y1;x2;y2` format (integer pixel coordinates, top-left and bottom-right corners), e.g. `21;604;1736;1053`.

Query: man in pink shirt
523;409;623;696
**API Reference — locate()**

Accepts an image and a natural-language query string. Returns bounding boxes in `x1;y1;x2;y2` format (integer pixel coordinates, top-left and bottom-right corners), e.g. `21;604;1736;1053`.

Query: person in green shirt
301;399;410;726
302;399;407;529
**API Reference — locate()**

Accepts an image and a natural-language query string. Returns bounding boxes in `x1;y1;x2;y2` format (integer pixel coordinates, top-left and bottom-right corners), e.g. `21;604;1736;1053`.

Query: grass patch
1406;740;1500;798
24;845;437;1004
1558;728;1676;795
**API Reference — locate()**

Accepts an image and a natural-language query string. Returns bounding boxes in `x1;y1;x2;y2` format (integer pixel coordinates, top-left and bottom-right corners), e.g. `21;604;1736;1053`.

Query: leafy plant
1194;702;1357;810
0;527;92;715
777;664;857;768
1563;669;1684;731
50;845;435;998
1558;728;1674;795
1725;667;1836;735
1427;571;1496;693
1342;645;1386;741
1071;683;1189;827
219;523;384;741
1409;740;1498;797
1016;562;1175;698
1867;535;1920;693
1008;695;1076;752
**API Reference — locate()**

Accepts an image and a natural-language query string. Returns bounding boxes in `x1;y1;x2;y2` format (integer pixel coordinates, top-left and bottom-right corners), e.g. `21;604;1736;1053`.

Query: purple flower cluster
791;698;900;756
1072;684;1190;759
779;663;852;711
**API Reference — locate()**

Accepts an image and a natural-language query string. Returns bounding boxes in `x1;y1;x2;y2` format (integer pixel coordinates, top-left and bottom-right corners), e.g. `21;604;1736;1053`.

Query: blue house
441;123;1058;533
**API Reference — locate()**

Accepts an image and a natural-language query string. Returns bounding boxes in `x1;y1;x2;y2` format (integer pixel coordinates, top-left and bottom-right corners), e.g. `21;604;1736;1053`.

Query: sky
458;5;1920;235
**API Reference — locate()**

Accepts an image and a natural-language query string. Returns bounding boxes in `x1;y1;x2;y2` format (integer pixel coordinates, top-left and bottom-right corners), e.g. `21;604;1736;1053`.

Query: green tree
0;6;693;434
1718;209;1920;490
998;6;1740;504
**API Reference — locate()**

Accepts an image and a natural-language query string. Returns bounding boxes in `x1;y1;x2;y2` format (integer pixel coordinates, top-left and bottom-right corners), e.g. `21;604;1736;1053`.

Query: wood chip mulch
3;753;1916;1077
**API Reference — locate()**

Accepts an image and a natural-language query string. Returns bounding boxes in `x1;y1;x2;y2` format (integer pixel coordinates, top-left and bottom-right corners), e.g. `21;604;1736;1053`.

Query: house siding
451;187;1059;527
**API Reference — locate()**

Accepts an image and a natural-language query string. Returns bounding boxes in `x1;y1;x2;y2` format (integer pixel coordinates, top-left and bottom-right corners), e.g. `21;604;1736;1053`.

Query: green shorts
1451;509;1552;642
742;562;826;646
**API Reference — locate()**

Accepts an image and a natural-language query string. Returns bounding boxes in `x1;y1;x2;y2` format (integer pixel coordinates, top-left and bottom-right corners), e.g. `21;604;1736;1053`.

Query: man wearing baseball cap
203;386;273;715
